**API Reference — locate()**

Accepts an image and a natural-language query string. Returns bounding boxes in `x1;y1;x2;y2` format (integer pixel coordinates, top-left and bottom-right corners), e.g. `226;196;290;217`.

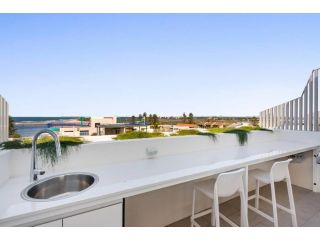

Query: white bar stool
191;168;249;227
248;159;297;227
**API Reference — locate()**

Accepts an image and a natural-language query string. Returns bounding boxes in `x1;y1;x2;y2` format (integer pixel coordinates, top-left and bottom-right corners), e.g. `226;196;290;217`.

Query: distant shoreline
15;119;79;126
13;116;79;122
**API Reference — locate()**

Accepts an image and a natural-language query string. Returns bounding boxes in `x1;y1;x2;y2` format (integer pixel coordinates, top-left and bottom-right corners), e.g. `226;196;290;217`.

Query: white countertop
0;140;318;226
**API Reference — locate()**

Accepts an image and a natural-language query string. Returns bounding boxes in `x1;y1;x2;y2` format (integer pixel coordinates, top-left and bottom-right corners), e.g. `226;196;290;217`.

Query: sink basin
21;172;99;201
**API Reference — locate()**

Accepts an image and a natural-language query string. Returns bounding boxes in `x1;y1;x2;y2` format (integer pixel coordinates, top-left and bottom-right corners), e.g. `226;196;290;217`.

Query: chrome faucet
30;129;62;182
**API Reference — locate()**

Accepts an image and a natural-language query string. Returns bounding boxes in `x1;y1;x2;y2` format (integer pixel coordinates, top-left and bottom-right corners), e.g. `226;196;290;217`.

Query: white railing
0;95;9;142
260;68;319;131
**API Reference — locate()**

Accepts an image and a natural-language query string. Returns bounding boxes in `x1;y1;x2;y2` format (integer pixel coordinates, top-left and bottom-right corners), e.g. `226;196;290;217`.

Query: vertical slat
0;95;7;142
289;100;294;130
272;107;277;128
270;108;274;128
283;103;286;129
304;86;308;131
299;96;303;130
309;77;313;131
268;108;272;128
272;107;276;128
294;98;298;130
314;70;319;131
285;102;289;130
281;103;285;130
0;95;9;143
1;96;4;142
275;106;278;128
277;105;281;129
280;104;284;129
6;100;9;140
0;96;2;142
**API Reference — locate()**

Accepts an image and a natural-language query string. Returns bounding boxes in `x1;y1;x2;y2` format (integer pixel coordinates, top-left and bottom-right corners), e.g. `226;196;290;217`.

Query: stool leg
255;179;260;209
286;177;298;227
214;190;220;227
240;190;249;227
191;188;196;227
211;201;216;226
270;181;279;227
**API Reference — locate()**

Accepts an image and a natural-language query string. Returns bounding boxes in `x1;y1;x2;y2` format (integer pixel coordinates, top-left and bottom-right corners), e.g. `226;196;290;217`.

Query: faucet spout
30;129;61;182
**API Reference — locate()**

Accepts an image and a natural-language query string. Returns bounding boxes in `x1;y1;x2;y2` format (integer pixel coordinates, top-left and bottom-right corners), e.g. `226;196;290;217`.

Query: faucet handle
34;169;45;175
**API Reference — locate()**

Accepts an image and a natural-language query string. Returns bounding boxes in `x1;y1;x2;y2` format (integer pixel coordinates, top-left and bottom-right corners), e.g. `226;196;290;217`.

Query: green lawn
171;129;217;141
113;131;165;140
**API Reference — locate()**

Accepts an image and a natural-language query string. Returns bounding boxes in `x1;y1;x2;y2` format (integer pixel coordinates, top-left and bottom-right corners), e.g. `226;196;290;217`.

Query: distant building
97;123;149;135
175;123;198;129
58;117;117;136
0;95;9;143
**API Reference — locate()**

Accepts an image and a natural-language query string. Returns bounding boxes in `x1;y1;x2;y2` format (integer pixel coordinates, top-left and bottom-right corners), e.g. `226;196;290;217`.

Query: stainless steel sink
21;172;99;201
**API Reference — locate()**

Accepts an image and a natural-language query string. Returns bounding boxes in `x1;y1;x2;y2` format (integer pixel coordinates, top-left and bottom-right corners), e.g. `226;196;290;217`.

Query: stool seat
250;169;271;183
248;159;297;227
191;168;248;227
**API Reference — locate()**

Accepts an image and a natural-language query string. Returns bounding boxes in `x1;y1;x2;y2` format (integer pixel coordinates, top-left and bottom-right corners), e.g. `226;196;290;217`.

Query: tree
152;114;159;130
131;115;136;124
138;114;143;122
188;113;194;124
183;112;187;123
9;116;20;138
250;117;259;127
143;112;147;119
148;114;153;125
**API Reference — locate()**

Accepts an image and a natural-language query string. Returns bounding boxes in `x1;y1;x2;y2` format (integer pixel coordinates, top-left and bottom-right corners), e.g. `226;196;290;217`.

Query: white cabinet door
35;219;63;227
63;203;122;227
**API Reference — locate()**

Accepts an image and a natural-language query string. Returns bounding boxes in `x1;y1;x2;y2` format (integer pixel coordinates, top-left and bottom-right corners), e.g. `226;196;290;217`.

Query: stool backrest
215;168;246;197
270;159;292;182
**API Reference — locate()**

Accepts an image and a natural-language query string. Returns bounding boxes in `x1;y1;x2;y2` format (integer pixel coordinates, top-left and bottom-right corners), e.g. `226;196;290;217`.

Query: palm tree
152;114;159;130
131;115;136;124
143;112;147;119
148;114;153;125
188;113;194;124
183;112;187;123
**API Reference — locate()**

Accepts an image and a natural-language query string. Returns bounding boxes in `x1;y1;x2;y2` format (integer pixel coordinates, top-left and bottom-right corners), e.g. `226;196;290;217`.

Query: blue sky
1;14;320;117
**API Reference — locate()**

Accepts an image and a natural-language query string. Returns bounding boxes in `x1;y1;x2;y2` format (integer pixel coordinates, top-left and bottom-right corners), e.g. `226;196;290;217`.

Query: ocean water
16;125;49;137
13;117;78;123
14;117;78;137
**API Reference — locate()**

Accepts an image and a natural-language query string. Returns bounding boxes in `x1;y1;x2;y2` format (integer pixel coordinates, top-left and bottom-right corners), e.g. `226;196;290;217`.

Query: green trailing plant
209;126;272;145
196;132;217;141
238;126;272;132
113;131;164;140
0;136;85;166
223;129;248;146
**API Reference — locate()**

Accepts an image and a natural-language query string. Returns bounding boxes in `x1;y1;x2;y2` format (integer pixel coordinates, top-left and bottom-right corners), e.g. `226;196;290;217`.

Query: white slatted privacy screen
0;95;9;142
260;69;319;131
